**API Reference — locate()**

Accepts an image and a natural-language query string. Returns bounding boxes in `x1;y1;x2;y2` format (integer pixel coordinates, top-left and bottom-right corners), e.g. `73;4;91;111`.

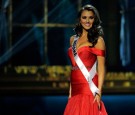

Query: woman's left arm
95;36;106;96
93;37;106;108
97;54;106;96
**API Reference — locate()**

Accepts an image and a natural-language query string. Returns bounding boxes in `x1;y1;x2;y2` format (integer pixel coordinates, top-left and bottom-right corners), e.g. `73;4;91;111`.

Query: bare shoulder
95;36;106;50
70;35;75;46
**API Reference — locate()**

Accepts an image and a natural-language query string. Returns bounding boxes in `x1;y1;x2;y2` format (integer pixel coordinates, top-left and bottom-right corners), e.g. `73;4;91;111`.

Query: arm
68;35;74;98
68;83;71;99
93;37;106;108
97;54;105;96
95;36;106;96
70;35;74;46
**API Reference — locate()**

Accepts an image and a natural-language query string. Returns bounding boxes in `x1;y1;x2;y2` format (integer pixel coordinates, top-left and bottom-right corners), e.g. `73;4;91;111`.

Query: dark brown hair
74;4;104;47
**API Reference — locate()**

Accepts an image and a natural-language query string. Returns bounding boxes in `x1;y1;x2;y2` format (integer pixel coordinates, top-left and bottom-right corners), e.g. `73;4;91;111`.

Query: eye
89;16;94;19
82;16;87;19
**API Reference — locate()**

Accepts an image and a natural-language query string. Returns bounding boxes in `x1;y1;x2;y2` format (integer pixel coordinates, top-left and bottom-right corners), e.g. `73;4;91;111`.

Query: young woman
64;4;108;115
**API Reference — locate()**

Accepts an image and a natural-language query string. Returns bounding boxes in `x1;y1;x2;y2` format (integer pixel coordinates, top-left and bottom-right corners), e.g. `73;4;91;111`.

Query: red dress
64;46;108;115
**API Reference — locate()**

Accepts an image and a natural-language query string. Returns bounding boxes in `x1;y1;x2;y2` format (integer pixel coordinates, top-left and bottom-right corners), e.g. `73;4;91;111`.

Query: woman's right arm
70;36;74;46
68;83;71;99
68;35;74;99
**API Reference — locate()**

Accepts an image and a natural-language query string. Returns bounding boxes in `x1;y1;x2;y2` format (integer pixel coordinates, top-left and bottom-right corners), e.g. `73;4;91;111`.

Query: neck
81;29;88;38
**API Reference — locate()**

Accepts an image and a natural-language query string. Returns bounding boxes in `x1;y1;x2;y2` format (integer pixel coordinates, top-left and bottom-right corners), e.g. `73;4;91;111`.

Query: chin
86;27;91;30
82;26;92;30
83;27;91;31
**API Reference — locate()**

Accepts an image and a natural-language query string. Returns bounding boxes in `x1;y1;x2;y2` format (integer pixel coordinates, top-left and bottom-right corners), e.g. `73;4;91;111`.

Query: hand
68;94;71;100
93;93;101;109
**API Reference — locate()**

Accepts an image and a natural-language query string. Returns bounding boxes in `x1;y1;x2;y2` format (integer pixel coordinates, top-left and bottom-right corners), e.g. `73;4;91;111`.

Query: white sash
72;36;99;96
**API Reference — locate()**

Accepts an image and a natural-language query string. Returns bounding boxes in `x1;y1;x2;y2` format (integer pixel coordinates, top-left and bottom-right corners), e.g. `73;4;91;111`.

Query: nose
86;18;89;22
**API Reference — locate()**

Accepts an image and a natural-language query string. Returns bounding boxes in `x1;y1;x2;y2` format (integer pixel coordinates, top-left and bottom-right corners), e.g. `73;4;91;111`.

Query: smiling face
80;10;95;30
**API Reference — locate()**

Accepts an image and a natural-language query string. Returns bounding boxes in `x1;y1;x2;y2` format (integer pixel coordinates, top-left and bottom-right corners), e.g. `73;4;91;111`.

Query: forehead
81;10;94;16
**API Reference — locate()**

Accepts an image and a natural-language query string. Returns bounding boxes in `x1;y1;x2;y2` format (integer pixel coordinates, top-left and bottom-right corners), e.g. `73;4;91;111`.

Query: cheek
80;19;86;24
90;19;94;24
91;20;94;24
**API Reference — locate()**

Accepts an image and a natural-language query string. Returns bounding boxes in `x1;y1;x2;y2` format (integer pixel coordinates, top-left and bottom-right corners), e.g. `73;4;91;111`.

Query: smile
85;23;91;27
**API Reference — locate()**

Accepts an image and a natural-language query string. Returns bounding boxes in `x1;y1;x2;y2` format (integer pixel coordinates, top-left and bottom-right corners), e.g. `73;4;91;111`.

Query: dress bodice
68;46;105;68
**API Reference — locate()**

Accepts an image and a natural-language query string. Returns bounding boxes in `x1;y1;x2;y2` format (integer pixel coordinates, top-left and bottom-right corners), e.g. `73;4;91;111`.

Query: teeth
85;24;90;26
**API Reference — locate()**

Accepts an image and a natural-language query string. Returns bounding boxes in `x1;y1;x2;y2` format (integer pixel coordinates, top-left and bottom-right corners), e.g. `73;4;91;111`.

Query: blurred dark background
1;0;135;70
0;0;135;115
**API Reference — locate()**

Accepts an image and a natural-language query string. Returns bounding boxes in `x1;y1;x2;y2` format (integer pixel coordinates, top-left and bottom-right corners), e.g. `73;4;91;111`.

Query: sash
72;36;99;96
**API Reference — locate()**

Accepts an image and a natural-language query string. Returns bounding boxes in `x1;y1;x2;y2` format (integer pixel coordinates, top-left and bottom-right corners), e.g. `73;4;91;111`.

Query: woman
64;4;108;115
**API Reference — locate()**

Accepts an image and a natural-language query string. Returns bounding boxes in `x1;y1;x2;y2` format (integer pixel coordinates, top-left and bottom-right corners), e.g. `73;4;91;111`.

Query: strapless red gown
64;46;108;115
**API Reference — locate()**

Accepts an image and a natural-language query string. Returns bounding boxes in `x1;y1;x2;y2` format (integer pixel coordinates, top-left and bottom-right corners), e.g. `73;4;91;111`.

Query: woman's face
80;10;95;30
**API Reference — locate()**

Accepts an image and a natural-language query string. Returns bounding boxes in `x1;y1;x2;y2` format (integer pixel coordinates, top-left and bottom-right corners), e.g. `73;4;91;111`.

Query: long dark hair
74;4;104;47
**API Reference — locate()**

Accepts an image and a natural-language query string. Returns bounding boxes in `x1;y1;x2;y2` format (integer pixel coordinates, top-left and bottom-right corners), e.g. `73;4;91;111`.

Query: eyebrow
81;16;94;18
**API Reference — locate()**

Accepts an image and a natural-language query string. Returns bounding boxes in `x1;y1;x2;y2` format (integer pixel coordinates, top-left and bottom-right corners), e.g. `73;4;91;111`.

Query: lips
85;23;90;27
